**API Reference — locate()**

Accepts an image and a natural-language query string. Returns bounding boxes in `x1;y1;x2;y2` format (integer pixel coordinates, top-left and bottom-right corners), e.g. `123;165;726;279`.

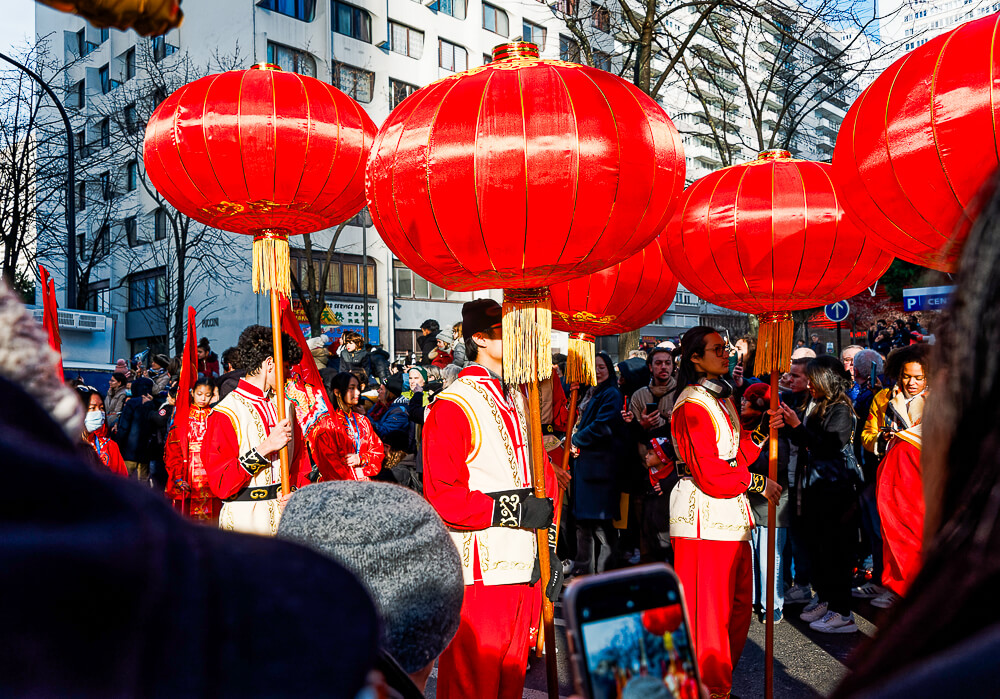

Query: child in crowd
164;377;220;522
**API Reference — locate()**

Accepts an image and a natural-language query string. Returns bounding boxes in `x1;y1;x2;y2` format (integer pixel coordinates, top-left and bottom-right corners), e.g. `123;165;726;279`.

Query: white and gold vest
669;384;754;542
211;384;297;537
435;370;537;586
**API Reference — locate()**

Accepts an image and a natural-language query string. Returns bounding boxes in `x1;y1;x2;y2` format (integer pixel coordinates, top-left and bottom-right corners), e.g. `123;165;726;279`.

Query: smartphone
870;363;877;389
645;402;659;415
564;564;701;699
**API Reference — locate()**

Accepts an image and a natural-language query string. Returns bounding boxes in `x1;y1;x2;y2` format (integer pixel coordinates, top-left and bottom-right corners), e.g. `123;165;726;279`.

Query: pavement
424;596;889;698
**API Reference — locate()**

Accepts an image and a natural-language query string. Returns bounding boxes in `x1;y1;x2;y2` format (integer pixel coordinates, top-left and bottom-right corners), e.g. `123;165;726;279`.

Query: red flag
38;265;63;379
279;296;330;406
174;306;198;469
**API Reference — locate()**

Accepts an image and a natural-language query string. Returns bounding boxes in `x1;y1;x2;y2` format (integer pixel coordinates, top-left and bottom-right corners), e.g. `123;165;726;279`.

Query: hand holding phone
565;564;701;699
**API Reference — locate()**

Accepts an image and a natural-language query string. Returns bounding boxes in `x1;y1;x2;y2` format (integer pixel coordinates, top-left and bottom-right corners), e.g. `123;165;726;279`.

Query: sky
1;1;35;56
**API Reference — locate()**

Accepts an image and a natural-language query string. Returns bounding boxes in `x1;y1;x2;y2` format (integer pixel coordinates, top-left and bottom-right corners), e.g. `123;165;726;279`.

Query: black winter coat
571;383;627;520
788;401;856;487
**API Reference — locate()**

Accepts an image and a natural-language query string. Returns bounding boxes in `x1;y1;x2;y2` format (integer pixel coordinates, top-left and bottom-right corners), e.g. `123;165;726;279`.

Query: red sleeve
107;441;128;477
360;416;385;477
164;428;184;483
203;410;252;499
423;398;495;530
671;401;759;499
312;420;355;482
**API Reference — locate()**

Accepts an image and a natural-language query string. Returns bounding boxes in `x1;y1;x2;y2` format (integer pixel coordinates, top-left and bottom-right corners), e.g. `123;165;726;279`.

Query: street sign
903;285;955;312
824;300;850;323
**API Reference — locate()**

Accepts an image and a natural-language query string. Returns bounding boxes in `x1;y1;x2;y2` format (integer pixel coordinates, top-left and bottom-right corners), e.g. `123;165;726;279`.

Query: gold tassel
753;311;795;376
566;333;597;386
502;288;553;385
252;230;291;296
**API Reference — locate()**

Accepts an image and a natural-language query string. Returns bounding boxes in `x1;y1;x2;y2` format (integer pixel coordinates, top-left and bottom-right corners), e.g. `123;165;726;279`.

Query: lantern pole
503;288;559;698
270;288;292;496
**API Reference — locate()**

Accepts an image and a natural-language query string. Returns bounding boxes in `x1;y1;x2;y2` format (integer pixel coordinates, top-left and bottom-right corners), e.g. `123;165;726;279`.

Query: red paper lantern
550;242;679;336
832;14;1000;272
144;63;377;293
661;150;892;316
642;605;683;636
365;42;685;292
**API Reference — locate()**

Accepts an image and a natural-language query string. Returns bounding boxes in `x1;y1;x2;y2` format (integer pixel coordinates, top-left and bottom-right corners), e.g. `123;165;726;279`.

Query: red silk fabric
38;265;62;377
174;306;198;466
832;14;1000;272
144;65;376;235
365;49;685;291
660;154;892;314
549;242;678;335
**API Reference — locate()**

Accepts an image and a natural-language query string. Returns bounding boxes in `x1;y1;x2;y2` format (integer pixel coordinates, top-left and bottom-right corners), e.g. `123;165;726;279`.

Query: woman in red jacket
313;372;385;481
77;386;128;477
669;326;782;699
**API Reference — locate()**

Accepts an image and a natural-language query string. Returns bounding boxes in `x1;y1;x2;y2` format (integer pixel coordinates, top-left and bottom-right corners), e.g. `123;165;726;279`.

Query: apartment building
879;0;996;54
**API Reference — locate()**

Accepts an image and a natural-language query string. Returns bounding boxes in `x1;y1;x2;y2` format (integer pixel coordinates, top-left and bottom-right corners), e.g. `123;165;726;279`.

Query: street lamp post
0;51;77;308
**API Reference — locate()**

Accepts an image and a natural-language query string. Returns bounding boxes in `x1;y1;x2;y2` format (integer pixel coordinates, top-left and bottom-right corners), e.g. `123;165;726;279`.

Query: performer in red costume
423;299;559;699
202;325;312;536
312;371;385;481
876;345;930;603
164;377;221;522
77;387;128;477
669;326;782;699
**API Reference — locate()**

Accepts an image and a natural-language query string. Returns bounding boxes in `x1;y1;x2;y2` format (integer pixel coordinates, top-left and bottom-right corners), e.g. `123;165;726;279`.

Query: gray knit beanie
277;481;464;674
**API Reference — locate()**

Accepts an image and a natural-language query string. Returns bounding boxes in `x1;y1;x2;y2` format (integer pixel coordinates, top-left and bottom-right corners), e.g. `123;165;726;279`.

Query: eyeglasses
704;344;726;358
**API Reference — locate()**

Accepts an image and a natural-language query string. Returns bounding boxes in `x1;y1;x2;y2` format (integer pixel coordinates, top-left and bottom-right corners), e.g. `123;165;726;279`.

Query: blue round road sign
824;301;850;323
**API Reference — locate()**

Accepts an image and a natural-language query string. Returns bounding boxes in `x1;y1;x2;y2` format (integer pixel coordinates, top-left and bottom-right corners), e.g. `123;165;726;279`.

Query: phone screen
570;566;700;699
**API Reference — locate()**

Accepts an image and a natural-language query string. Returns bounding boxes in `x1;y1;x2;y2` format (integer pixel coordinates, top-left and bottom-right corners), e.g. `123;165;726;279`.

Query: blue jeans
751;526;788;614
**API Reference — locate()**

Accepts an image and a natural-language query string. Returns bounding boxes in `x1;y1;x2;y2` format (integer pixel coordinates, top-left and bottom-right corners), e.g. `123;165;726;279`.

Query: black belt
226;483;282;502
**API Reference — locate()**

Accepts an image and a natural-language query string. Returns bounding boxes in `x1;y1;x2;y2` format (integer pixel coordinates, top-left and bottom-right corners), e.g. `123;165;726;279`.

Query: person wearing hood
217;346;244;401
77;386;128;477
431;330;454;368
306;336;330;369
149;354;171;395
617;355;651;400
115;375;159;483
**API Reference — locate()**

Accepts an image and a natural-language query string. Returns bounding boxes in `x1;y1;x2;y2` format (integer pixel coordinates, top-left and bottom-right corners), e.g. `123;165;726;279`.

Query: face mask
85;410;105;433
125;389;132;397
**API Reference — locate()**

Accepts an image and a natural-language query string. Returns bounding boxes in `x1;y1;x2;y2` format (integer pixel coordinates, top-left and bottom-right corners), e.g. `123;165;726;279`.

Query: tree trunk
618;329;640;361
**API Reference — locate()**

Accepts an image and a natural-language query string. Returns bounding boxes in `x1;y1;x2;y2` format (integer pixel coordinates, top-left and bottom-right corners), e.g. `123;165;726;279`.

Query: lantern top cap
756;149;792;161
251;63;283;71
492;42;540;62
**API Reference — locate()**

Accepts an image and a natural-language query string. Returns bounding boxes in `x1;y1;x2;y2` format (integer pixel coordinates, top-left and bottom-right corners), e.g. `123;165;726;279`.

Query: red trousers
672;537;753;699
878;439;925;596
435;581;536;699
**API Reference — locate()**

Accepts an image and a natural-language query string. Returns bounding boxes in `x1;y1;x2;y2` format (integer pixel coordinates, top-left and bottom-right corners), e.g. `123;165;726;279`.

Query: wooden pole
269;288;291;496
535;383;579;657
764;368;779;699
527;378;559;699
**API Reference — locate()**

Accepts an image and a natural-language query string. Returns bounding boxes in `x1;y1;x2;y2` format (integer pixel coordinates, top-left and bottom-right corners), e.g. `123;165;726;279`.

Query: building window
389;78;418;108
522;20;547;49
99;64;111;94
100;27;110;43
559;34;581;62
100;118;110;148
83;279;110;313
332;0;373;42
591;3;611;31
154;208;168;241
334;63;375;103
124;48;136;80
555;0;578;15
72;80;85;109
100;171;112;200
482;3;509;35
593;50;611;71
393;263;463;300
439;39;468;72
77;182;86;211
96;224;110;259
389;21;424;59
126;216;144;247
438;0;467;20
342;262;376;295
127;160;138;191
151;35;178;62
124;102;138;134
129;268;167;310
77;233;87;260
266;41;318;77
256;0;317;21
289;251;374;295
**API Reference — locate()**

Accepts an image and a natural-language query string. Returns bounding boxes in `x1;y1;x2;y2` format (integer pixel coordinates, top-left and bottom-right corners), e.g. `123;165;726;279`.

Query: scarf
648;376;677;400
886;386;926;448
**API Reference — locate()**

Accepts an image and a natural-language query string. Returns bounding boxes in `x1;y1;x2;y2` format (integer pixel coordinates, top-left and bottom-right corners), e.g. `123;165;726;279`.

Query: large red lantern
366;42;684;295
832;13;1000;272
550;242;678;384
145;63;377;295
144;64;377;496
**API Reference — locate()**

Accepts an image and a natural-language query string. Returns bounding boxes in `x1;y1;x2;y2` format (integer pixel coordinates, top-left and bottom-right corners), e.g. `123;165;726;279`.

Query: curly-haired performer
202;325;311;535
